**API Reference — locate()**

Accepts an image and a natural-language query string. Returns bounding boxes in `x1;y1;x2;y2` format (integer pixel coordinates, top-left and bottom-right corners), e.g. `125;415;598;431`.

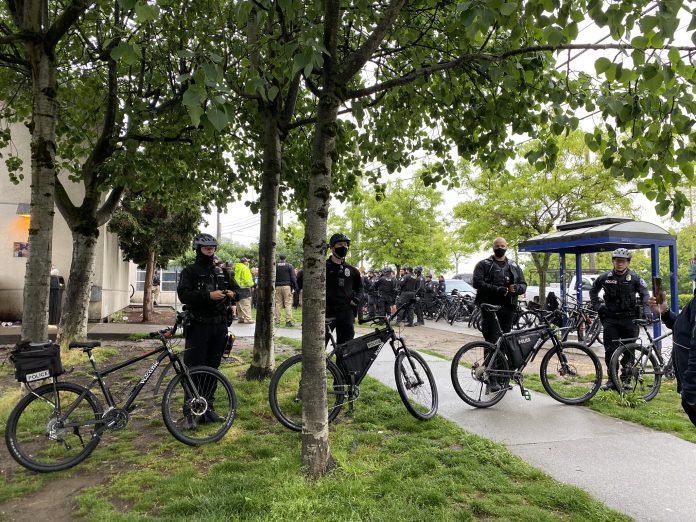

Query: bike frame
37;339;188;436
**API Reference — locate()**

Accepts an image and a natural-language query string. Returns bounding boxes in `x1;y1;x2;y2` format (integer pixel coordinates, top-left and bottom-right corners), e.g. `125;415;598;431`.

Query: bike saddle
633;319;651;326
480;304;501;312
68;340;101;350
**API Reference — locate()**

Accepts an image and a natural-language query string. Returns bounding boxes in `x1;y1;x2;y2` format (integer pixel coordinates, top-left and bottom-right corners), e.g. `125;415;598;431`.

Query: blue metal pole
560;253;566;327
669;243;679;313
650;245;661;340
575;253;583;304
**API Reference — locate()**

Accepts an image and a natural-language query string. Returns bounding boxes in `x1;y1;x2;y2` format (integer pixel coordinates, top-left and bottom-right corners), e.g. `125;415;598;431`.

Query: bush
679;293;694;309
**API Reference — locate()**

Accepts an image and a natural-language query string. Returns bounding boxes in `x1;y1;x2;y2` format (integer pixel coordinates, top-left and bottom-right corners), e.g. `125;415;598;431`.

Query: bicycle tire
450;341;510;408
162;366;236;446
516;311;541;329
609;343;661;401
268;354;345;432
5;381;103;472
540;342;602;404
584;316;602;347
394;351;438;420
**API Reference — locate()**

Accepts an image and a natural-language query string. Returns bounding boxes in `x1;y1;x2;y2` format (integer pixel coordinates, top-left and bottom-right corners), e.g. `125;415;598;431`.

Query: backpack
545;291;560;311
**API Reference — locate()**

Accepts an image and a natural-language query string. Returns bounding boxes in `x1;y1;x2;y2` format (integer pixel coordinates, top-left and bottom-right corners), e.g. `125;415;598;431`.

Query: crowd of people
175;232;696;431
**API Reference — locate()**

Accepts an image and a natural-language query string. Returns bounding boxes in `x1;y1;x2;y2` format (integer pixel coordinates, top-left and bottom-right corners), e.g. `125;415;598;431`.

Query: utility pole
216;208;221;242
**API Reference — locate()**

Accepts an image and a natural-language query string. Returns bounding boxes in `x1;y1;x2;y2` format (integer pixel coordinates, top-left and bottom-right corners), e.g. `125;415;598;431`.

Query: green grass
64;367;626;520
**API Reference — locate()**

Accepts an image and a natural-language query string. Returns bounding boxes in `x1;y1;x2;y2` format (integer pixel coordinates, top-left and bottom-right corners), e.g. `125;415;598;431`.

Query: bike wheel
584;316;602;347
540;342;602;404
450;341;510;408
516;311;540;329
5;382;103;472
268;354;345;432
609;343;661;401
162;366;236;446
394;351;438;420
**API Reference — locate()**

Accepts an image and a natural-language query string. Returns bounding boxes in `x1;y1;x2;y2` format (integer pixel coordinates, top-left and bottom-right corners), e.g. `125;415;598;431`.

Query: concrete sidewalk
369;346;696;522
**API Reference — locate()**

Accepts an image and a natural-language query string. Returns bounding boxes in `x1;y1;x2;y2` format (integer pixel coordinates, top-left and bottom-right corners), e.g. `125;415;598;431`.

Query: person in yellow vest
234;257;255;324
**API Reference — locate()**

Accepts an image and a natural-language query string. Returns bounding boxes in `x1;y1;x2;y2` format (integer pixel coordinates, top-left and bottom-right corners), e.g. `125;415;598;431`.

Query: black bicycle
450;303;603;407
268;301;438;431
608;318;674;401
5;314;236;472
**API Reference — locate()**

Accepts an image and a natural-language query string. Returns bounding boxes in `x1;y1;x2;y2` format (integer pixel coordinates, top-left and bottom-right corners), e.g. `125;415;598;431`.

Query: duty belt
190;314;226;324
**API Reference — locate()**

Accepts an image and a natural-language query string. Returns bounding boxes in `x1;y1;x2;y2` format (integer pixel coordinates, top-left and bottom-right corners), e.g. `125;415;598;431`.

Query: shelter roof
519;217;675;254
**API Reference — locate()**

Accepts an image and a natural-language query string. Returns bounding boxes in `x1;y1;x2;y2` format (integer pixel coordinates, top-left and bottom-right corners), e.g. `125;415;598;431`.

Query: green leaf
118;0;137;10
595;57;612;74
631;49;645;66
187;105;203;127
499;2;516;16
630;36;648;49
182;87;203;108
134;1;159;22
205;107;228;132
267;85;279;101
110;42;140;65
667;47;680;66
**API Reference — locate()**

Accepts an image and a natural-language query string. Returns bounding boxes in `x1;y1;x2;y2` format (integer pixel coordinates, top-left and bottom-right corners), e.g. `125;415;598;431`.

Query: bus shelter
519;217;678;338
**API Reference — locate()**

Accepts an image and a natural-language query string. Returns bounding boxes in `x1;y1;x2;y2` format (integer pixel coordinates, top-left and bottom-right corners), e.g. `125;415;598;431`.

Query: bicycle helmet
611;248;632;260
192;233;217;250
329;233;351;246
414;266;423;274
383;266;393;273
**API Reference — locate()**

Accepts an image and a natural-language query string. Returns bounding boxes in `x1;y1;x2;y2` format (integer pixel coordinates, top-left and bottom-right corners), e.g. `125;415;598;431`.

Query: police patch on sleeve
639;278;648;287
345;268;351;277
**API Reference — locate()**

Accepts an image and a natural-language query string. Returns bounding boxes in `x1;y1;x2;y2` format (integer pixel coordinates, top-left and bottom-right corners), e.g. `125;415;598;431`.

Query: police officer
326;233;363;344
437;275;446;295
376;267;397;317
397;266;418;327
424;273;437;315
590;248;650;390
473;237;527;344
177;233;240;426
413;266;426;325
366;268;381;318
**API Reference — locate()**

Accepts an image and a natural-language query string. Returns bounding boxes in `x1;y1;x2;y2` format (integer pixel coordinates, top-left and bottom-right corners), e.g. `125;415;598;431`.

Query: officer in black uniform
376;267;397;317
177;233;240;425
366;268;381;318
473;237;527;344
424;273;437;315
397;266;417;327
437;275;446;295
326;233;363;344
590;248;650;390
413;266;426;325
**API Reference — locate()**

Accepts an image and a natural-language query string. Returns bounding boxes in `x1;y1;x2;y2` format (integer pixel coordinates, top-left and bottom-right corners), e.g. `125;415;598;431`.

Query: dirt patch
0;337;255;519
117;306;179;326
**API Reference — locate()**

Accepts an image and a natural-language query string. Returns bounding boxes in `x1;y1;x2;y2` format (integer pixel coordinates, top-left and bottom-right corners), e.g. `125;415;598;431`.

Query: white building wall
0;123;130;321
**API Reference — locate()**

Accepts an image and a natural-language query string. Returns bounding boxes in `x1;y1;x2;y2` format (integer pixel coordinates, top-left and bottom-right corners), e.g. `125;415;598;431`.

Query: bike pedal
522;390;531;401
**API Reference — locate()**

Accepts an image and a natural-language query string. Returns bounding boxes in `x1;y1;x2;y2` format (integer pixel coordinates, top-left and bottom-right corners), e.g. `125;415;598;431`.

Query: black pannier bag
503;327;547;369
336;329;392;384
10;341;64;383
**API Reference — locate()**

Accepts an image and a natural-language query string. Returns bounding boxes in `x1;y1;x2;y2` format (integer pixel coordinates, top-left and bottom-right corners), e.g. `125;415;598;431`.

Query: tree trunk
20;8;58;343
56;229;98;348
142;250;156;322
248;112;281;381
301;89;341;478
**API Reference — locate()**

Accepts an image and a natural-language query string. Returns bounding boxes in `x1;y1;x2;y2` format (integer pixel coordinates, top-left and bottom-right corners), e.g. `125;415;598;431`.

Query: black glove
496;286;508;296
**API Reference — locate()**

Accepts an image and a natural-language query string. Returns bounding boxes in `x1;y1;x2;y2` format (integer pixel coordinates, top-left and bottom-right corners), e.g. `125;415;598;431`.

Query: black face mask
493;248;507;258
334;246;348;258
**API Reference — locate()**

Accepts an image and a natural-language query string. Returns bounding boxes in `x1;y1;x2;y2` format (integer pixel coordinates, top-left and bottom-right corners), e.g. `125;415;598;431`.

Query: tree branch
54;177;79;227
336;0;406;85
46;0;92;47
96;186;125;226
346;42;696;100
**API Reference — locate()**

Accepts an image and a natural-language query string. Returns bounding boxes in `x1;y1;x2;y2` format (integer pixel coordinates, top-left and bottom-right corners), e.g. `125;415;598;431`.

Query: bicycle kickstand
515;375;532;401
